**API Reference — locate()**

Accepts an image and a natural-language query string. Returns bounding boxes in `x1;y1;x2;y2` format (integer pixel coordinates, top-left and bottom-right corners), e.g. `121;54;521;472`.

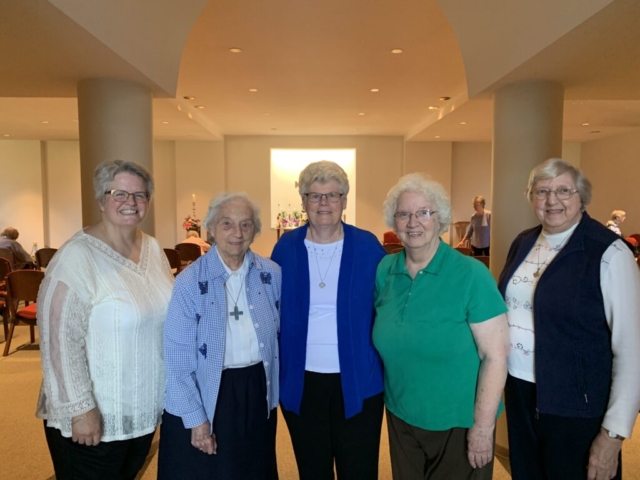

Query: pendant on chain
319;281;326;288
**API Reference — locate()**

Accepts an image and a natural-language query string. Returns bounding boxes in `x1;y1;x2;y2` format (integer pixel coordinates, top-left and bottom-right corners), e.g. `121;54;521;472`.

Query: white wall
0;140;45;251
581;129;640;236
153;141;177;248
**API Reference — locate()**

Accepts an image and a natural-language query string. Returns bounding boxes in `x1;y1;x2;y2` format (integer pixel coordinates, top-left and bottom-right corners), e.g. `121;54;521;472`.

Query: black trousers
44;423;154;480
157;362;278;480
504;374;622;480
282;371;384;480
471;246;490;256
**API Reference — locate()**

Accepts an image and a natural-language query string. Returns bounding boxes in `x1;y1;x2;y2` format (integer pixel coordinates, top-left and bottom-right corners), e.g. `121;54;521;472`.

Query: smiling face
213;198;255;268
99;172;149;228
302;180;347;228
531;172;583;234
394;191;440;254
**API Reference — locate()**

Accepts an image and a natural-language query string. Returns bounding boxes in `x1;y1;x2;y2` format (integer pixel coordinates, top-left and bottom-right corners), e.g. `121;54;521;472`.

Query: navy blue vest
498;212;625;418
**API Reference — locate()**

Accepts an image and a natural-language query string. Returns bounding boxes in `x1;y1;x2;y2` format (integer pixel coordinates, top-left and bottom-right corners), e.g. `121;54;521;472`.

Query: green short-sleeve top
373;240;507;431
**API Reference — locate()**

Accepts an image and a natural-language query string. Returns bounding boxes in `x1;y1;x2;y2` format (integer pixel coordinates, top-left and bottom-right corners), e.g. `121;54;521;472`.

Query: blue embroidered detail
260;272;272;285
198;281;208;294
196;313;201;324
199;343;207;358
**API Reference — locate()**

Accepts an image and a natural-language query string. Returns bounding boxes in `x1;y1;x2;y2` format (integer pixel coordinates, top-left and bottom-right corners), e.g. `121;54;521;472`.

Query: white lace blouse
36;231;174;441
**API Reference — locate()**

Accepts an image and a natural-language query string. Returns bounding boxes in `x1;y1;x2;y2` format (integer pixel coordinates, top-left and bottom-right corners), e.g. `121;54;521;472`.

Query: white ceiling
0;0;639;144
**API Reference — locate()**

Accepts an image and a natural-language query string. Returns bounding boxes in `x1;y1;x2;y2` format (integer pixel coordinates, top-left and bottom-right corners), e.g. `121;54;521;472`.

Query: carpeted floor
1;325;638;480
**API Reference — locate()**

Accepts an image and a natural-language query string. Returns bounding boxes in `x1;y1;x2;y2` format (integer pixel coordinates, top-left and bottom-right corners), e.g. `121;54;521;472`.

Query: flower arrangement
183;215;201;232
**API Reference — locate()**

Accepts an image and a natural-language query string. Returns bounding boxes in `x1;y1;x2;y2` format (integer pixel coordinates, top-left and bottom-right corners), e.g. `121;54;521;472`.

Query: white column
77;78;155;235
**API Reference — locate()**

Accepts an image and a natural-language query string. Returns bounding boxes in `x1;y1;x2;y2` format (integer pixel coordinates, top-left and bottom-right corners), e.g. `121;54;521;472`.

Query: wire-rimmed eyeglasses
393;210;437;222
304;192;343;203
532;187;578;201
105;190;150;203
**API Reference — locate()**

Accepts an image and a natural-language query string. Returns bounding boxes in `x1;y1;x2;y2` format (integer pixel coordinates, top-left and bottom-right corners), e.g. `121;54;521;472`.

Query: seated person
0;227;35;269
179;230;211;255
606;210;626;236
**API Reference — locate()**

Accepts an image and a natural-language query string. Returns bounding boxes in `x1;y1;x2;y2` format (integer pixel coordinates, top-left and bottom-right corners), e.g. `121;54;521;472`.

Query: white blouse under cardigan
36;231;174;441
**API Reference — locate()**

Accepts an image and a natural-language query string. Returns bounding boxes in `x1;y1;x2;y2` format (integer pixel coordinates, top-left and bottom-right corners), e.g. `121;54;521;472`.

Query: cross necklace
224;275;245;320
309;228;340;288
532;230;573;278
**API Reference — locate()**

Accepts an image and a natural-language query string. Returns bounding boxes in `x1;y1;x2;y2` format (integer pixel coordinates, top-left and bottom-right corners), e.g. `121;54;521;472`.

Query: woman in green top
373;173;509;480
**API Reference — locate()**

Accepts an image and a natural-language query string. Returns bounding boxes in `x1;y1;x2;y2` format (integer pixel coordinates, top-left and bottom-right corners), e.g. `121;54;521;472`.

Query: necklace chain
224;274;245;320
533;230;573;278
309;229;340;288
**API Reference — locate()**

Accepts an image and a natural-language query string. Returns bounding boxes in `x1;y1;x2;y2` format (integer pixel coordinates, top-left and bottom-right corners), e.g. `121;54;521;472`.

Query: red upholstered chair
3;270;44;356
35;247;57;270
0;257;12;340
383;243;404;254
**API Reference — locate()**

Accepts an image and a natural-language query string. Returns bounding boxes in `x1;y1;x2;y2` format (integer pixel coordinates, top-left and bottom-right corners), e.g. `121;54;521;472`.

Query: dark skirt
158;362;278;480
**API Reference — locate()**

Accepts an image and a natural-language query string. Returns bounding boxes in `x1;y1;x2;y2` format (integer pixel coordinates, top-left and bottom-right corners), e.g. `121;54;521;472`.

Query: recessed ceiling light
370;88;380;92
195;105;205;109
439;96;451;101
591;130;601;134
263;113;270;116
249;88;258;92
460;121;467;125
428;106;439;110
41;120;50;124
229;47;243;53
435;135;440;139
391;48;403;54
162;121;170;124
3;134;10;137
271;128;278;131
358;112;365;116
581;122;590;126
183;96;195;100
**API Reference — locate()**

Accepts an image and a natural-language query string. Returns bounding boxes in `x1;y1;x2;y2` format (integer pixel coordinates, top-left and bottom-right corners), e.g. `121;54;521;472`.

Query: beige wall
0;140;44;250
451;142;492;227
153;141;177;248
581;129;640;236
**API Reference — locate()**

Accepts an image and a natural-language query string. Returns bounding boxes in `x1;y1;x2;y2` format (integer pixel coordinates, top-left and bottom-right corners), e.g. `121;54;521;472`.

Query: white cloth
218;248;261;369
36;231;174;441
505;231;640;437
304;238;343;373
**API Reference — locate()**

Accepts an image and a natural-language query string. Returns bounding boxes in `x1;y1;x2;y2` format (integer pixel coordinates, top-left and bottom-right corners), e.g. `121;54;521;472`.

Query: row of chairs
164;243;203;275
0;247;57;270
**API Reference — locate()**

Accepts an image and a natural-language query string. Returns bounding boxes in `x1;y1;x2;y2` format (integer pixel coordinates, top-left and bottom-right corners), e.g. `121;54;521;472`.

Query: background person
272;160;386;480
605;209;626;236
0;226;35;269
374;173;509;480
179;229;211;255
36;160;174;479
457;195;491;256
498;158;640;480
160;192;281;480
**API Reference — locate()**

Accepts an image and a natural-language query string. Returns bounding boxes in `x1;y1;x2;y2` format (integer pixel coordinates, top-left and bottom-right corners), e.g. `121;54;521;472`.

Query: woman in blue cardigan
272;161;386;480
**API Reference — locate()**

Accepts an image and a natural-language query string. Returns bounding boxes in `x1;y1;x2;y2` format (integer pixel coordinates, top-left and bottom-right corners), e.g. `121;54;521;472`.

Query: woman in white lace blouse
36;160;174;479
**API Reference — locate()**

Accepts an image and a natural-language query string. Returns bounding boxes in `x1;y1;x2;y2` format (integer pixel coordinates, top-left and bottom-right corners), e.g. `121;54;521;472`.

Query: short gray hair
204;192;262;237
383;173;452;236
93;160;154;201
298;161;350;198
526;158;592;210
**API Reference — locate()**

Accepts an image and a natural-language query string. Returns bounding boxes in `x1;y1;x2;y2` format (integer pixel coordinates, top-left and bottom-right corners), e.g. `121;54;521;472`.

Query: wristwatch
603;428;625;440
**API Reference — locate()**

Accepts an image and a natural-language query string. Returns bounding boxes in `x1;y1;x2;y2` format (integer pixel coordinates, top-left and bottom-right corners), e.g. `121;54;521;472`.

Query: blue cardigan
272;223;386;418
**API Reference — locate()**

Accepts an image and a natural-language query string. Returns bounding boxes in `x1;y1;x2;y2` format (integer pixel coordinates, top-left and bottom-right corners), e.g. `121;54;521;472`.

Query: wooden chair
0;257;12;340
475;255;490;268
175;243;201;264
35;247;57;270
383;243;403;254
164;248;182;276
3;270;44;356
454;246;472;256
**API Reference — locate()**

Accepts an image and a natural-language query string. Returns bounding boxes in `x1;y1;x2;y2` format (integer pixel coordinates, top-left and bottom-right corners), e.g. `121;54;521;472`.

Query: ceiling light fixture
435;135;440;139
271;128;278;131
249;88;258;92
183;96;195;100
358;112;365;116
229;47;243;53
581;122;590;126
391;49;403;54
460;121;467;125
370;88;379;92
263;113;270;116
439;96;451;101
41;120;50;124
195;105;205;109
3;134;10;137
591;130;601;134
428;106;439;110
162;121;170;124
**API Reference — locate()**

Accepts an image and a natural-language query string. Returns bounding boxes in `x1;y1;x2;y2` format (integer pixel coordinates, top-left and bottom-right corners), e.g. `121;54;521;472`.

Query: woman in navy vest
498;158;640;480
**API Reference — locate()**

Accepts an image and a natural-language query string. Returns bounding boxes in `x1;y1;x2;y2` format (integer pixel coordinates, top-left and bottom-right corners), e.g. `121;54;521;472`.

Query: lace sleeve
38;277;96;417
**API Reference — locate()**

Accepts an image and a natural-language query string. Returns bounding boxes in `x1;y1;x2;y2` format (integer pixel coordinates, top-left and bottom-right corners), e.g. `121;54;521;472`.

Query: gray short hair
0;227;19;240
298;161;350;198
93;160;154;201
526;158;592;210
204;192;262;237
383;173;452;236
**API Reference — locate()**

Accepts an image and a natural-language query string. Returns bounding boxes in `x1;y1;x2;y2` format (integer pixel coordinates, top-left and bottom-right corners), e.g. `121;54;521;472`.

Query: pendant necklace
224;275;245;320
309;228;340;288
532;230;573;279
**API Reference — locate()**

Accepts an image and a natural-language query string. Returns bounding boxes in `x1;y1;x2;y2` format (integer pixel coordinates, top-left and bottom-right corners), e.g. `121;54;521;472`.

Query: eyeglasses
532;187;578;201
305;192;343;203
105;190;150;203
393;210;437;222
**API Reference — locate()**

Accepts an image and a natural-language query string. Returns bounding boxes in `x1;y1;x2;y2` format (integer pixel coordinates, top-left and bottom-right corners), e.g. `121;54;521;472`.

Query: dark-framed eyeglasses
305;192;343;203
393;210;437;222
532;187;578;201
105;190;150;203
